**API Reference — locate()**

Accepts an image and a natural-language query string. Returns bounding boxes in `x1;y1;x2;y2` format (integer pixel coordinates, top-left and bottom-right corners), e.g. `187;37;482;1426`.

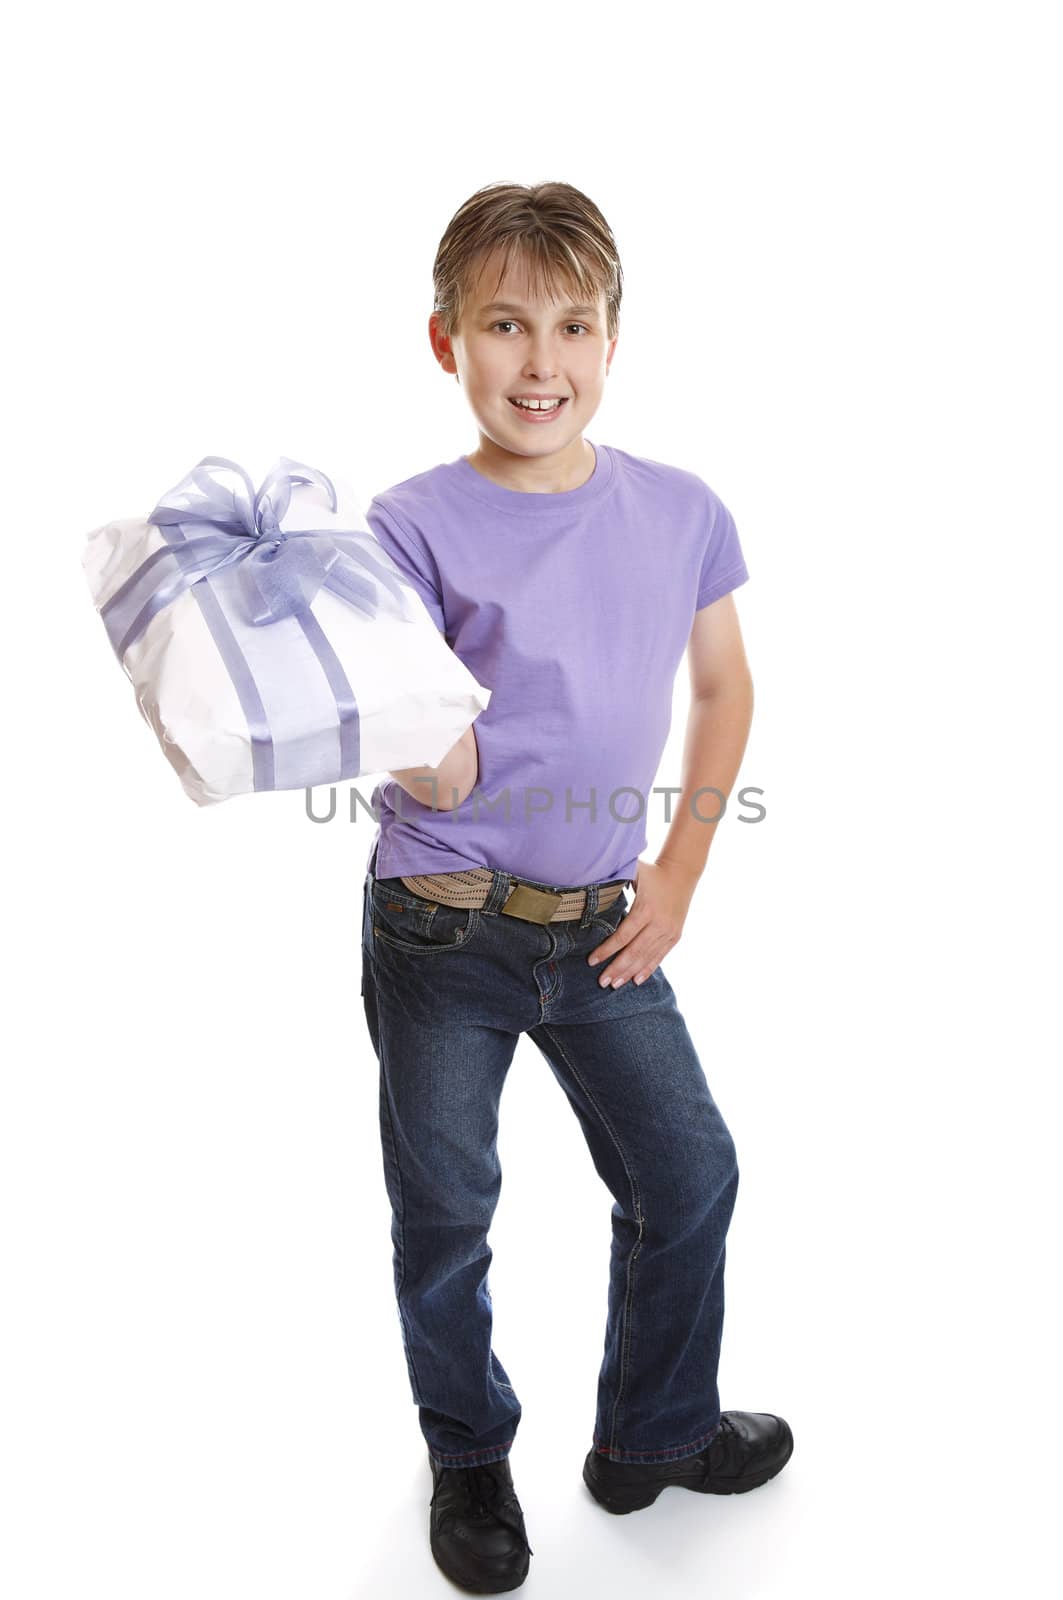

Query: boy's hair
432;181;623;342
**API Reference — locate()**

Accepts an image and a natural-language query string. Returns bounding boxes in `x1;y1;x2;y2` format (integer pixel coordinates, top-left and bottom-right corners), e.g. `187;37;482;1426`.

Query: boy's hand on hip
587;859;697;988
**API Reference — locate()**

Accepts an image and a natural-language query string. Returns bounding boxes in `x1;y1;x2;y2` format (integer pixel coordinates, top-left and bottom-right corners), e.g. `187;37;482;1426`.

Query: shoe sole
583;1434;794;1515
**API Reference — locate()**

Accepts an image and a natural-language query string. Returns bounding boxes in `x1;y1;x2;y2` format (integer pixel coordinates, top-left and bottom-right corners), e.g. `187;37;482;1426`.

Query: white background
3;3;1060;1596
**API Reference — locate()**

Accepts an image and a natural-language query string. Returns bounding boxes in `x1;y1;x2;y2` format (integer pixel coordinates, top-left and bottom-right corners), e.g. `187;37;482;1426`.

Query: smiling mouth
507;397;569;412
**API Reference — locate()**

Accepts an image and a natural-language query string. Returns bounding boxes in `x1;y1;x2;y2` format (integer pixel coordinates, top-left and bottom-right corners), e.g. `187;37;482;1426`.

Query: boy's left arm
587;592;754;988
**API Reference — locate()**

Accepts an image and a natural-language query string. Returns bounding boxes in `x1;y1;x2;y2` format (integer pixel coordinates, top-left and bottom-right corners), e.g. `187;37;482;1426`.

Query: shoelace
431;1462;534;1555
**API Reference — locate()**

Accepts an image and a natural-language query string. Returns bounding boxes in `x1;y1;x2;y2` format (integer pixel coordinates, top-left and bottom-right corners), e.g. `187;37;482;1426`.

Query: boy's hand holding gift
82;455;492;805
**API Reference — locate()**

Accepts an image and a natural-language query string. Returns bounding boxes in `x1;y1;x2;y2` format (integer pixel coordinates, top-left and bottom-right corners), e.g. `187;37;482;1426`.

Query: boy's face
430;250;617;469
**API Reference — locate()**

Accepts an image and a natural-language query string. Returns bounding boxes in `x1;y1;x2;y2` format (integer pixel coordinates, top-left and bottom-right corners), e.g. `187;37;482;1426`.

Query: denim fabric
359;846;740;1468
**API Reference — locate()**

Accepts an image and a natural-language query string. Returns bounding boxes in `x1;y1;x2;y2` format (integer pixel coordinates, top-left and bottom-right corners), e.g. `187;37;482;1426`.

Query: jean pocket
590;891;628;937
370;881;480;956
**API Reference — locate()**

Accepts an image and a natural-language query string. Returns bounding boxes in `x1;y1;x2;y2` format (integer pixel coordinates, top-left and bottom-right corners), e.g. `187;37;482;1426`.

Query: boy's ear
429;311;457;374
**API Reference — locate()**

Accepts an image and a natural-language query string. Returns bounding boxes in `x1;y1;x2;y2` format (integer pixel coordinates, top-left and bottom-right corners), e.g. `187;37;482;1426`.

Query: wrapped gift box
83;454;491;804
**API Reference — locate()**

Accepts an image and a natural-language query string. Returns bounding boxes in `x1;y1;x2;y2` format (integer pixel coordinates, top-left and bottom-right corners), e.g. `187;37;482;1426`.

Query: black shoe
428;1453;534;1593
583;1410;794;1515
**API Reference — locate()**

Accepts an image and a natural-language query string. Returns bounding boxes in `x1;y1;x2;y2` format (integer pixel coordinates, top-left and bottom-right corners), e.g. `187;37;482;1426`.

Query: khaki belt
398;867;629;925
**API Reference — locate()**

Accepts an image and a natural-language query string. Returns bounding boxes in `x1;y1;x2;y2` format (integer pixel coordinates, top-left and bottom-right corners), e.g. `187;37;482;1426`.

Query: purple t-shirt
365;440;749;888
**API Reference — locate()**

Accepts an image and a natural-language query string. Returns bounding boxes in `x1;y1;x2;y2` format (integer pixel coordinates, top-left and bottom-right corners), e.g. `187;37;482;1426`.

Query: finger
598;932;670;988
588;917;641;968
587;924;633;967
596;936;653;988
606;961;659;989
587;940;612;968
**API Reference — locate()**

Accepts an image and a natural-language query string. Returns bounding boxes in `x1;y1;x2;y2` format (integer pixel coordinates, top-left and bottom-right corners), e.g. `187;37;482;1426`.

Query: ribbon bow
103;455;412;660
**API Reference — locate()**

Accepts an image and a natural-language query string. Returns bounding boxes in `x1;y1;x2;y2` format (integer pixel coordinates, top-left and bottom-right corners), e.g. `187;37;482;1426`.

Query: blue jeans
360;849;740;1468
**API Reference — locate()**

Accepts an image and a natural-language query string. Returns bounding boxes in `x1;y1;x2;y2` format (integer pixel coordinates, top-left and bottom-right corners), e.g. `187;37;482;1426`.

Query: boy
360;181;792;1593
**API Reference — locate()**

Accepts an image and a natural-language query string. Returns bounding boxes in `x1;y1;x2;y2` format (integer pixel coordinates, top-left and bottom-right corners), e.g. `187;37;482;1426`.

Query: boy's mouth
507;397;569;420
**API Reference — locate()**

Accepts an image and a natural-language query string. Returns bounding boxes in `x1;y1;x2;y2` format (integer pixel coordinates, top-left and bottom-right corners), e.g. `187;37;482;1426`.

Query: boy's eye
490;321;590;336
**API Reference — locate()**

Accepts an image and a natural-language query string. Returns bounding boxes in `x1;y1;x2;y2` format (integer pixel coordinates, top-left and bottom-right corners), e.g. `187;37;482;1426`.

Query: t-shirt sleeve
696;486;750;611
365;497;447;635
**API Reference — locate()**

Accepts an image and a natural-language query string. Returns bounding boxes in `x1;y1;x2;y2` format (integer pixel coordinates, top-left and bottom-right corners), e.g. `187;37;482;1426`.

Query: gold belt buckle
502;883;565;924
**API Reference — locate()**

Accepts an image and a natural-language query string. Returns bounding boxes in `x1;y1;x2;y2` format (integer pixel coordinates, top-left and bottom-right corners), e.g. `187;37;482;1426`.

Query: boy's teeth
512;397;562;410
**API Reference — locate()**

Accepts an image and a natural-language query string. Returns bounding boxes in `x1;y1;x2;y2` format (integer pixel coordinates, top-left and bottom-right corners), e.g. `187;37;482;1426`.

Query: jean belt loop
581;880;600;929
484;868;512;915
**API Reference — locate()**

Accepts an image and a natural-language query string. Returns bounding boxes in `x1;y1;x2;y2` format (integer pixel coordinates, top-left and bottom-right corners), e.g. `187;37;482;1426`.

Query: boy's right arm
388;724;479;812
368;498;479;809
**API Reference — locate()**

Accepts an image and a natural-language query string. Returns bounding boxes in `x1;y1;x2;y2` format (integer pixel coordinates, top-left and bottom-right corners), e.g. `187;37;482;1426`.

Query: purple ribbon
98;455;414;792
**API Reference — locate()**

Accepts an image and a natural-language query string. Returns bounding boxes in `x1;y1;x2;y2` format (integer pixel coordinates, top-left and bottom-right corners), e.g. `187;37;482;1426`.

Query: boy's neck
463;436;597;495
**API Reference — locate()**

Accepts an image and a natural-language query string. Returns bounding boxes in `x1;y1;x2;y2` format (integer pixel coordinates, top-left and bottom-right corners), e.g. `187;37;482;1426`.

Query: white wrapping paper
82;458;491;805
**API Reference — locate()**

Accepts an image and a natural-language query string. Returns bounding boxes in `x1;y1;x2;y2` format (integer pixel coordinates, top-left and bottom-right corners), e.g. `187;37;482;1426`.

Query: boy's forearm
389;724;480;811
655;679;754;884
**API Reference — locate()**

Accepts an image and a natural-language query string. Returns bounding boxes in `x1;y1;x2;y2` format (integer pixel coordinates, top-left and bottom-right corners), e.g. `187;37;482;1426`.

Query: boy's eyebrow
479;300;600;318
